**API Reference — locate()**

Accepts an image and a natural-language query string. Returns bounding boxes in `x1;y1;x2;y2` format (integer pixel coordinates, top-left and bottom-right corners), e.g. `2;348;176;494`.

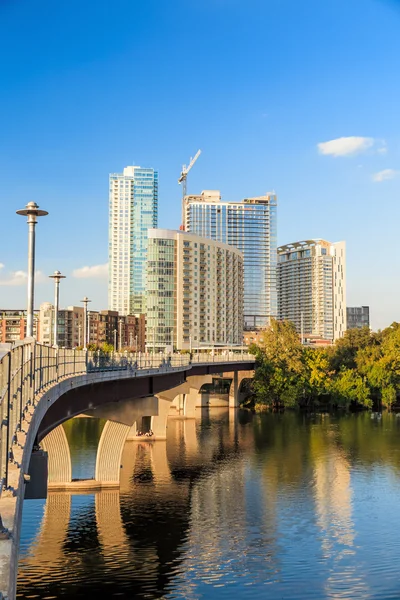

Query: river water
16;410;400;599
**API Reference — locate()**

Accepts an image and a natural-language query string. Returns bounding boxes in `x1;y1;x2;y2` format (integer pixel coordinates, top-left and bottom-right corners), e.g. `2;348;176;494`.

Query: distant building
347;306;370;330
108;166;158;316
88;310;145;351
147;229;244;351
0;310;39;343
38;303;84;347
184;190;277;330
38;302;145;350
277;239;346;342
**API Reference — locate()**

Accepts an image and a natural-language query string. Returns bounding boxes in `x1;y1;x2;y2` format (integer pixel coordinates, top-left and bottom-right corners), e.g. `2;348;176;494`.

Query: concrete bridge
0;341;254;600
17;414;255;599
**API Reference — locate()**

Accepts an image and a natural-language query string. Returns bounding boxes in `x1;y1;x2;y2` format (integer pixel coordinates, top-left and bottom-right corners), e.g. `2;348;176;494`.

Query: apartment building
277;239;346;342
0;310;39;343
146;229;244;351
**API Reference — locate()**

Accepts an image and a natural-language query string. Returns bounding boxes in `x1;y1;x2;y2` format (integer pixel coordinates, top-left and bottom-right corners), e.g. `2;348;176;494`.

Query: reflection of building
347;306;369;330
108;166;158;316
277;239;346;342
0;309;39;342
184;190;277;330
147;229;243;351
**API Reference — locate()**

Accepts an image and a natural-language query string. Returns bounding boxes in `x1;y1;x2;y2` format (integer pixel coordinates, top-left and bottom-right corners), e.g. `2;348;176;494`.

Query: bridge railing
0;341;254;492
191;351;254;364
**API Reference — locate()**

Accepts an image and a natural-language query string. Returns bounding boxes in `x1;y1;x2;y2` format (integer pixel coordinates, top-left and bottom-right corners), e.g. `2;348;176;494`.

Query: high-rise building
277;239;346;342
146;229;244;351
184;190;277;330
347;306;370;330
108;166;158;316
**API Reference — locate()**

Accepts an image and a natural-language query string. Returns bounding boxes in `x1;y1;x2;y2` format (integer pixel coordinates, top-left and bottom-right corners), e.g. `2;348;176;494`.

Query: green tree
250;319;305;407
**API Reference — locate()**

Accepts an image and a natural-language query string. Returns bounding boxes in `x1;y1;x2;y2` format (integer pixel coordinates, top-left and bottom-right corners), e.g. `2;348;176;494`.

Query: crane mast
178;149;201;229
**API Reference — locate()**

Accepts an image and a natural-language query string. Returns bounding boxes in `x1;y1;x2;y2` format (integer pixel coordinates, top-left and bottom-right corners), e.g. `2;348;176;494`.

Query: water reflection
17;411;400;599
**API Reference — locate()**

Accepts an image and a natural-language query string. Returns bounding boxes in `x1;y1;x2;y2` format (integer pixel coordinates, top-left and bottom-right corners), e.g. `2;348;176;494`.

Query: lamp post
49;270;65;347
119;318;123;351
80;296;91;350
16;202;48;338
135;334;138;352
113;328;117;350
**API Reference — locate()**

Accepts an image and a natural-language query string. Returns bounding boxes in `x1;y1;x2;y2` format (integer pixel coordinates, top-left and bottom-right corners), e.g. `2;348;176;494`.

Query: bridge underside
0;359;254;600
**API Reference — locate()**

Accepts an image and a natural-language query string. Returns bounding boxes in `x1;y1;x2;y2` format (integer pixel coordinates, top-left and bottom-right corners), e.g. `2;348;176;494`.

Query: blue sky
0;0;399;330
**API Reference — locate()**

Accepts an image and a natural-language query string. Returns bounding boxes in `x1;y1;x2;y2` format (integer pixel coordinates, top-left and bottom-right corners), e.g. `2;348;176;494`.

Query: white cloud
0;263;4;270
72;263;108;279
377;142;387;154
318;136;375;157
372;169;399;183
0;270;45;286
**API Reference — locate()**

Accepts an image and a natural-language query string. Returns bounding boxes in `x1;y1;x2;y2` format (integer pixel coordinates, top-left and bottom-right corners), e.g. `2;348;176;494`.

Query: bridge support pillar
229;371;239;409
95;421;131;485
41;424;72;488
151;397;171;440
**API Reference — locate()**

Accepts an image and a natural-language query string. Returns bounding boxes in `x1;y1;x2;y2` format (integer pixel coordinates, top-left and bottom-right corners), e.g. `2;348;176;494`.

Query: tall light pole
119;318;123;351
135;334;138;352
80;296;91;350
113;328;117;350
16;202;48;338
49;270;65;347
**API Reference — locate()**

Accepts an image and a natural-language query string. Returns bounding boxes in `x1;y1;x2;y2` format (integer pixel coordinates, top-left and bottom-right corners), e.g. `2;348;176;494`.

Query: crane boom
178;149;201;229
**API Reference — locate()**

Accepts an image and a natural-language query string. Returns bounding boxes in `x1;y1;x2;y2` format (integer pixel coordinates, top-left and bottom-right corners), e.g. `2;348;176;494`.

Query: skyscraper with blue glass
184;190;277;329
108;166;158;315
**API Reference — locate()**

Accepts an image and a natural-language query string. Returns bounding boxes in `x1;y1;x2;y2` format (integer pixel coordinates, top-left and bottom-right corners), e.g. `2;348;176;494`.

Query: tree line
248;319;400;410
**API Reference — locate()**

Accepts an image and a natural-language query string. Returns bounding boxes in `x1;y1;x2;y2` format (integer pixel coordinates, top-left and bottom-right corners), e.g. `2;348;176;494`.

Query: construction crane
178;149;201;230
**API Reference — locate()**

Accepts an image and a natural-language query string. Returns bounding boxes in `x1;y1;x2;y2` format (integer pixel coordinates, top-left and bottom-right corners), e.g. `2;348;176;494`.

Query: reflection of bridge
0;341;254;600
17;414;253;599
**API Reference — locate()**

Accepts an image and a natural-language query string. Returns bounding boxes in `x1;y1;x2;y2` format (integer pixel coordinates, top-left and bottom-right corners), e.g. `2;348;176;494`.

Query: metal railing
0;341;254;492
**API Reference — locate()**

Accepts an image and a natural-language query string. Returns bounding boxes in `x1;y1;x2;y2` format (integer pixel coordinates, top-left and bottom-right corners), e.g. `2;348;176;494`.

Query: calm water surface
17;410;400;599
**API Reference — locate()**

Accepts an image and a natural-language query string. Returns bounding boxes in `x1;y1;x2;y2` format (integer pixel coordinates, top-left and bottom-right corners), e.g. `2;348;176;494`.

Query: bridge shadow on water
17;408;251;600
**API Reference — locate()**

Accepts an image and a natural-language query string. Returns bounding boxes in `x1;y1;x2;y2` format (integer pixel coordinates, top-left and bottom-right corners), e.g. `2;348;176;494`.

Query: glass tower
108;166;158;315
184;190;277;329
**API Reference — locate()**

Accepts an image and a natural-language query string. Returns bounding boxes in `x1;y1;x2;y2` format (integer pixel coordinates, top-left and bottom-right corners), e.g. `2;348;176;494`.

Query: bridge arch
0;342;254;600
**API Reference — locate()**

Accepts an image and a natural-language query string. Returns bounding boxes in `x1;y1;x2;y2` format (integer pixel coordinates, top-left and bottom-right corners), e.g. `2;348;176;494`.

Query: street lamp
16;202;48;338
80;296;91;350
49;270;66;347
118;318;123;351
113;328;117;350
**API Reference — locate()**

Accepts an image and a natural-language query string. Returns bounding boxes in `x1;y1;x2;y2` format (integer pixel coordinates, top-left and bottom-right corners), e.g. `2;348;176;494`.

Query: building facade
88;310;145;350
0;310;39;343
38;303;146;350
347;306;370;330
108;166;158;316
277;239;346;342
146;229;244;351
184;190;277;329
38;303;85;347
